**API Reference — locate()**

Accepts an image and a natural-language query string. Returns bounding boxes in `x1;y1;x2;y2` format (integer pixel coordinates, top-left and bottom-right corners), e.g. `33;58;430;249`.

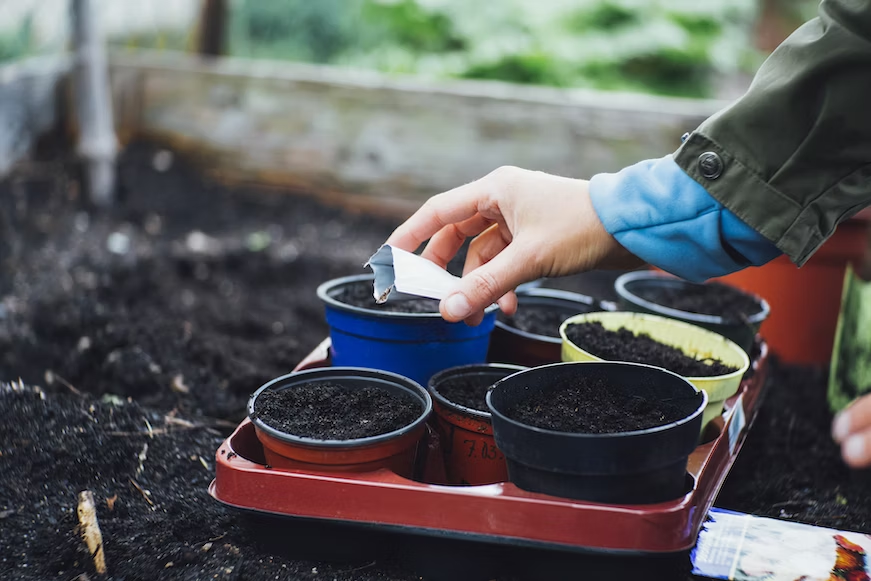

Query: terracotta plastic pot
713;213;871;364
487;361;706;504
614;271;769;354
559;312;749;431
427;363;526;485
487;287;615;367
318;274;497;386
248;367;432;477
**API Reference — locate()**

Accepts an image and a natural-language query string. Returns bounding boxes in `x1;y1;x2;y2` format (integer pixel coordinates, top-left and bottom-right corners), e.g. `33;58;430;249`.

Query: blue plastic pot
317;274;498;386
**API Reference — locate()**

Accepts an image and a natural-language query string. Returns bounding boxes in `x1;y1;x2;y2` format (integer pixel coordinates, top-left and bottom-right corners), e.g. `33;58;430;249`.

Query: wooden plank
0;55;70;178
108;51;726;211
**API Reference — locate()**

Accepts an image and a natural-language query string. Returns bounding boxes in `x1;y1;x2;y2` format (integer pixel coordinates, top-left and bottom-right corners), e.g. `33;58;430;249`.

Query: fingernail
444;293;472;319
844;435;866;465
833;411;852;442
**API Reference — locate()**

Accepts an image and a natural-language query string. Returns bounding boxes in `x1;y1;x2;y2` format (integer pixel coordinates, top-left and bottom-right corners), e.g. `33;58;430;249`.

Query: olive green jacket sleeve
674;0;871;266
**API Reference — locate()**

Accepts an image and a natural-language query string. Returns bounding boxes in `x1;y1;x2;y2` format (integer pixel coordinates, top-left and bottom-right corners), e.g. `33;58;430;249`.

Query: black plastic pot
488;287;615;367
486;361;707;504
614;271;769;353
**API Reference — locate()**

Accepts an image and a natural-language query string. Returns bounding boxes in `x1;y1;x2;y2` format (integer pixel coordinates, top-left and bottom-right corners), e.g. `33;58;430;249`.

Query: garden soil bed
1;138;868;580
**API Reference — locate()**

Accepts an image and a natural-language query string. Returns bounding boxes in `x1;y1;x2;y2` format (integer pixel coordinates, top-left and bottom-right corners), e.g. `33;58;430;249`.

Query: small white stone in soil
152;150;174;172
74;212;90;233
107;232;131;255
77;336;92;352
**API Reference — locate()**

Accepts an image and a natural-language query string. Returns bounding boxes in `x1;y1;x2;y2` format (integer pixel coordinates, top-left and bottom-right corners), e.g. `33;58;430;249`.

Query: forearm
589;157;781;282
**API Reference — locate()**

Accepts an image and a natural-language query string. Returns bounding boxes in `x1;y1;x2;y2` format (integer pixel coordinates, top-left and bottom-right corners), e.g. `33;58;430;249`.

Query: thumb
441;245;534;322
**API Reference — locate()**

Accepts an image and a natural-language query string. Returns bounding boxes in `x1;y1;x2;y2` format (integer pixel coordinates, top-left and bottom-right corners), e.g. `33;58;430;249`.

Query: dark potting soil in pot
498;303;584;338
637;282;763;322
505;376;688;434
565;321;738;377
333;280;441;314
434;375;496;412
253;381;421;440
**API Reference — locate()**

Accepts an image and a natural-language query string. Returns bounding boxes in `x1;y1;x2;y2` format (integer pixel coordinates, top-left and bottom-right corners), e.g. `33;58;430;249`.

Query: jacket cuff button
698;152;723;179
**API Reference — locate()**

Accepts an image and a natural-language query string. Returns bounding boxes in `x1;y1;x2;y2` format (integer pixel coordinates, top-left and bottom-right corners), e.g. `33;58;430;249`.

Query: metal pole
71;0;117;207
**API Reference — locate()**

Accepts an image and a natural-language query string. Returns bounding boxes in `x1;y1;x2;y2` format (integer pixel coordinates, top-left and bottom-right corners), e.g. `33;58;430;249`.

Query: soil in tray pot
252;381;421;439
433;374;495;412
505;376;688;434
565;321;738;377
638;282;763;322
333;280;440;314
498;303;581;338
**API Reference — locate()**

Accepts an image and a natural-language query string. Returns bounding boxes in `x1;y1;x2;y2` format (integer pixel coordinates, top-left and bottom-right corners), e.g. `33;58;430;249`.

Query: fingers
462;224;510;275
841;430;871;469
459;223;519;318
440;244;534;323
497;290;518;316
385;180;492;252
833;395;871;468
420;214;493;269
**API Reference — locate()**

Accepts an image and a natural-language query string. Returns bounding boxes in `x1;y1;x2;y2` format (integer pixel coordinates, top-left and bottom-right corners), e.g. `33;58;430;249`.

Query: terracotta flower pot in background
713;213;871;365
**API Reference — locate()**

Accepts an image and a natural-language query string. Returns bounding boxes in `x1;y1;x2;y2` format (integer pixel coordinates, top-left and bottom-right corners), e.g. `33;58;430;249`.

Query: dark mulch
0;138;396;421
564;321;738;377
252;381;422;440
716;359;871;533
0;382;419;581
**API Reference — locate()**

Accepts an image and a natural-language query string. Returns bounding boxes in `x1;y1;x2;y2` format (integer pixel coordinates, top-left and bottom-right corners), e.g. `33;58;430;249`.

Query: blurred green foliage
0;17;33;63
227;0;764;98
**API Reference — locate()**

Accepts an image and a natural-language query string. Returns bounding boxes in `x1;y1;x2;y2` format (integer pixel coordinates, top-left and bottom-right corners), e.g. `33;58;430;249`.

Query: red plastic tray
210;339;769;555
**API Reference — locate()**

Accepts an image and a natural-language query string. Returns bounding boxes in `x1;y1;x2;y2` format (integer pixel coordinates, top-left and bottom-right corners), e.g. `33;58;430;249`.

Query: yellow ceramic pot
559;312;750;430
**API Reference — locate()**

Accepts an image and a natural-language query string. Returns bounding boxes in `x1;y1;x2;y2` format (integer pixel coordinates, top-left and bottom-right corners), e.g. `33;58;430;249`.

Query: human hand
832;394;871;468
385;166;642;325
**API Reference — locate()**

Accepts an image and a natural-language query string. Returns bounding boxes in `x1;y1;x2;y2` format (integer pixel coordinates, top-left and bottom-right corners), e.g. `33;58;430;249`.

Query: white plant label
727;393;746;455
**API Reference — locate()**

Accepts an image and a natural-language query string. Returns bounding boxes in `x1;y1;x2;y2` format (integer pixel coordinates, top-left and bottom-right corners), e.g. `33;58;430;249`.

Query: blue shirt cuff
589;156;781;282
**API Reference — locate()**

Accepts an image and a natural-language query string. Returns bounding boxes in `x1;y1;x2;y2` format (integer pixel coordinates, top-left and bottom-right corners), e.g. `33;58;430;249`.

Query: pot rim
486;361;708;439
494;287;615;344
614;271;770;326
248;366;433;448
318;273;500;319
559;311;751;382
428;363;527;419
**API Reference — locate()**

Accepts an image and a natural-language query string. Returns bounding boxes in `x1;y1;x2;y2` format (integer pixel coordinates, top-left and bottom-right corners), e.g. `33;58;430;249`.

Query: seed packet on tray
692;508;871;581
